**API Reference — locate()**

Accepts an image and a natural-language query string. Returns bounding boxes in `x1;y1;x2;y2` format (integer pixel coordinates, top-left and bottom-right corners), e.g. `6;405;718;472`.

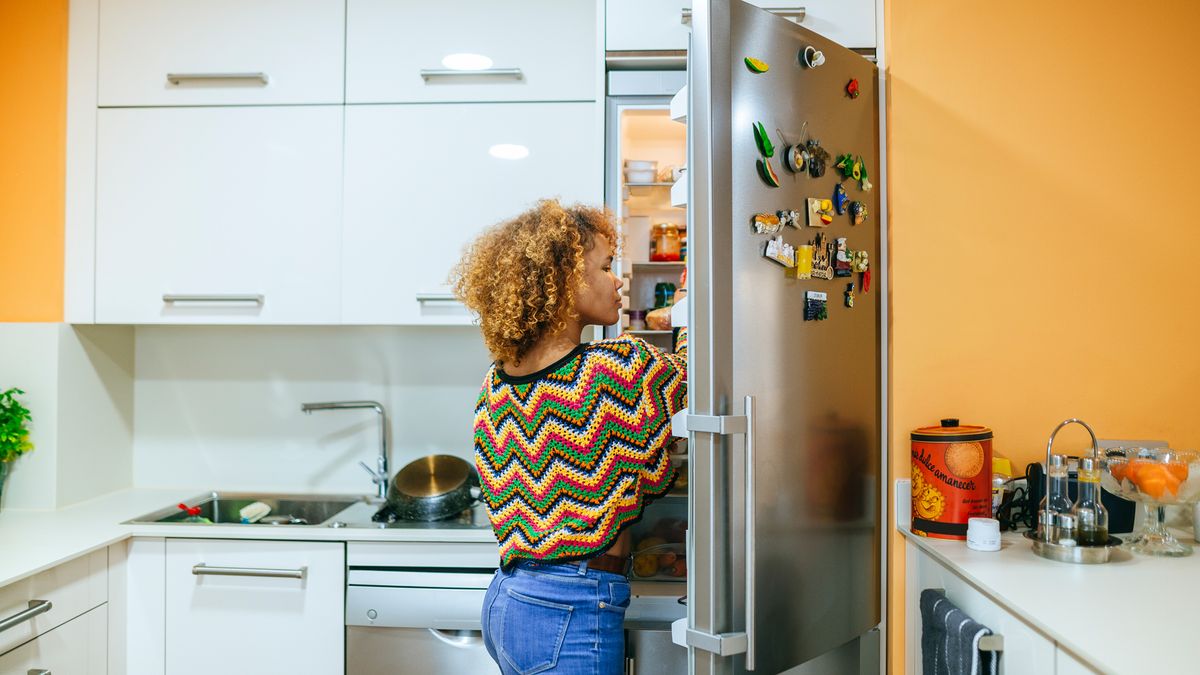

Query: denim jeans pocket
604;580;632;612
499;588;573;675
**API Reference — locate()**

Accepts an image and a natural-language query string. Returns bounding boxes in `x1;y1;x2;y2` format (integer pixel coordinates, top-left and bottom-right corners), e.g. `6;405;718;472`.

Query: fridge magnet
753;122;775;157
834;237;853;277
850;201;868;225
846;78;860;99
806;198;834;227
844;283;856;308
805;139;829;178
785;144;808;173
757;158;781;187
862;268;872;293
744;57;770;73
833;184;849;215
860;162;873;192
790;244;814;279
804;291;829;321
811;233;834;280
777;209;803;228
763;235;796;268
851;250;870;274
802;46;826;69
752;212;783;234
835;154;860;181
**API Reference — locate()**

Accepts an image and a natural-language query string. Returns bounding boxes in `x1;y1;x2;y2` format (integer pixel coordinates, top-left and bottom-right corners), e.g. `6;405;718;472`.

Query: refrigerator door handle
743;395;756;670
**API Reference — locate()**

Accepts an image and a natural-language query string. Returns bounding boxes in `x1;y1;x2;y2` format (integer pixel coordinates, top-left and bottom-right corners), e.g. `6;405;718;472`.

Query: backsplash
134;326;489;494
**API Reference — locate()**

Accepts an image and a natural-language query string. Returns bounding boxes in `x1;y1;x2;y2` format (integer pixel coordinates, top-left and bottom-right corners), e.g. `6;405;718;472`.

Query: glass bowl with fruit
1101;447;1200;556
631;541;687;580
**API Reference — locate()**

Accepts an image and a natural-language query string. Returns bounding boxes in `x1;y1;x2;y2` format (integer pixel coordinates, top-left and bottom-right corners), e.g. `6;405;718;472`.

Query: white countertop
0;488;497;589
902;526;1198;674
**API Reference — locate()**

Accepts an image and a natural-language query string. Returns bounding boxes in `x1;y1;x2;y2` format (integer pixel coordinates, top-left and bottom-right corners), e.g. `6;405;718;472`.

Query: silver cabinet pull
192;564;306;580
743;395;756;671
0;600;52;634
414;293;461;303
28;670;51;675
166;72;269;85
419;68;524;81
163;294;264;305
681;7;805;25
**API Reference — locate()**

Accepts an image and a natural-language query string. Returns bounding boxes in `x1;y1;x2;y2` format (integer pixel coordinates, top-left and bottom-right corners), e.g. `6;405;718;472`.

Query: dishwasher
346;541;500;674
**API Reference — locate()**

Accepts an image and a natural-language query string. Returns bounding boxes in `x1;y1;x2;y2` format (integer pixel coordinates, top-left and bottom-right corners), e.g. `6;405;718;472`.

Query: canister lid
911;418;993;442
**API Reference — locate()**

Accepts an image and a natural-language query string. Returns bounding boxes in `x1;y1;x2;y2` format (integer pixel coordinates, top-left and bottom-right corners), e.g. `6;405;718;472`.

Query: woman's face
575;234;623;327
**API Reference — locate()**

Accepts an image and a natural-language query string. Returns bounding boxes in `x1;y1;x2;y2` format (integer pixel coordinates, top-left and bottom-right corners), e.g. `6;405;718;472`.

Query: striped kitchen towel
920;588;999;675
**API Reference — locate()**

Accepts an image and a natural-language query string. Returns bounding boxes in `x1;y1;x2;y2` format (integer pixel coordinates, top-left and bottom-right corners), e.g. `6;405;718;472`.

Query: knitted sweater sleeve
636;327;688;495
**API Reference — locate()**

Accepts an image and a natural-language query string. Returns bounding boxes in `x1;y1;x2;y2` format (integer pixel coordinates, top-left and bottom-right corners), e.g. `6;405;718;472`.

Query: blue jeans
481;559;631;675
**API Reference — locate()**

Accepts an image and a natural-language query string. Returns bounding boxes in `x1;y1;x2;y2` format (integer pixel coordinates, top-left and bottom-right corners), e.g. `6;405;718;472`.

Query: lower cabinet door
347;626;500;675
164;539;344;674
0;605;107;674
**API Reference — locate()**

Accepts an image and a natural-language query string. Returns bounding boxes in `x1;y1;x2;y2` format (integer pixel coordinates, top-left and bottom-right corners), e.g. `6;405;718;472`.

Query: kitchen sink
125;492;367;526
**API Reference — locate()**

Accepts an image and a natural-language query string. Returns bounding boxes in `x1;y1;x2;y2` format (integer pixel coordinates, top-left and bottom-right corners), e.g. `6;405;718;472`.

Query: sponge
239;501;271;524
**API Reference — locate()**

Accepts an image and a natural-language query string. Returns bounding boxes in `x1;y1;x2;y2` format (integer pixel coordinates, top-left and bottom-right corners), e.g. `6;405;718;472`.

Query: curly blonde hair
452;199;617;366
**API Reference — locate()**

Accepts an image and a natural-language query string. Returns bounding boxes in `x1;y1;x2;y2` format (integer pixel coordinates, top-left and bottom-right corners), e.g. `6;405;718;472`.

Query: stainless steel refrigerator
682;1;882;673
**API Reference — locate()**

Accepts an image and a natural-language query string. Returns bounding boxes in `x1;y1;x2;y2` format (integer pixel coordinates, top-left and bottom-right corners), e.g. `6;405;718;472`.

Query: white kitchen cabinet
906;541;1056;674
98;0;345;106
0;549;107;655
1056;646;1103;675
95;106;343;324
0;605;107;674
164;539;344;675
346;0;598;104
606;0;877;52
341;101;602;324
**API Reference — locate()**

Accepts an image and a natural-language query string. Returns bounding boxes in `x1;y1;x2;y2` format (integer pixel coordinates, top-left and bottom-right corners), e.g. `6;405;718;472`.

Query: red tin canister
911;419;994;540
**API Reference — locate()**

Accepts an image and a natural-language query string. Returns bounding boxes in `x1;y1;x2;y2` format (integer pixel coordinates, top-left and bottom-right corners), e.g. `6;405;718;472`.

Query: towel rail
927;588;1004;652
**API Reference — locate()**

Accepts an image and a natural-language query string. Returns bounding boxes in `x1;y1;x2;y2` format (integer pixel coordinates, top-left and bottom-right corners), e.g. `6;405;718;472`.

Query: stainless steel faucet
301;400;390;499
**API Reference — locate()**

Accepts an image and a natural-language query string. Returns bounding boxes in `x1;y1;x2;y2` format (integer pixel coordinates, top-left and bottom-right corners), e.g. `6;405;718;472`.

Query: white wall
133;326;490;494
0;324;134;510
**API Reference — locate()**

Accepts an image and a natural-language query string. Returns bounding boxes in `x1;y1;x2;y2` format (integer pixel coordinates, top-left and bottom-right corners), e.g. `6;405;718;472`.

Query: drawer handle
419;68;524;81
166;72;269;85
28;670;51;675
193;564;306;580
0;600;52;634
163;294;265;305
681;7;805;25
415;293;462;304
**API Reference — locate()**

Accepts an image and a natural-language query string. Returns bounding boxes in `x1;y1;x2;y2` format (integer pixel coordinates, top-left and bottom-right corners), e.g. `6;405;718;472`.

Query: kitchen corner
898;479;1200;674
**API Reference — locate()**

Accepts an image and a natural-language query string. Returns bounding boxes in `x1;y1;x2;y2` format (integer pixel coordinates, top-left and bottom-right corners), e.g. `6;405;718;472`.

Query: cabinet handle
419;68;524;81
0;600;52;634
28;670;51;675
681;7;805;25
166;72;269;85
163;294;264;305
414;293;461;304
192;564;306;580
743;395;757;671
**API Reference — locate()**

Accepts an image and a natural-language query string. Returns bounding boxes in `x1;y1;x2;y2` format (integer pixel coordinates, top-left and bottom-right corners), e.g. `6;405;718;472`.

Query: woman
453;199;686;674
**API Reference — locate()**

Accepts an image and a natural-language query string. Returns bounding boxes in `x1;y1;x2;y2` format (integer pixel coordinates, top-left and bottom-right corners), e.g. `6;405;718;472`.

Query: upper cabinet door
606;0;877;51
95;106;343;324
346;0;598;104
342;102;602;325
98;0;345;106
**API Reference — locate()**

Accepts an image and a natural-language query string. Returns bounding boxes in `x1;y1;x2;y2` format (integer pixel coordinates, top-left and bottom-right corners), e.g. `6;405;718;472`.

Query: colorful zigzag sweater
474;329;687;569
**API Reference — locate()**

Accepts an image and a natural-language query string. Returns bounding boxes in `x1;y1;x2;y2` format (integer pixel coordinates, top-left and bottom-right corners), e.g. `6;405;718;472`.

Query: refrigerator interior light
488;144;529;160
441;53;494;71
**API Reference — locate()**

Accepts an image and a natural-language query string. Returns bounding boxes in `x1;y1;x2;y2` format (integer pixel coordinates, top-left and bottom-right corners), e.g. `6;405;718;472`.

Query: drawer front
0;550;107;655
98;0;345;106
95;106;343;324
606;0;876;52
165;539;344;674
348;625;500;675
0;605;107;673
347;0;598;103
341;101;601;324
348;585;487;630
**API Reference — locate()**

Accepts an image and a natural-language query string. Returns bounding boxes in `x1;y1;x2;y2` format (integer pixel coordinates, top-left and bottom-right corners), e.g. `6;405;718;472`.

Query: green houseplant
0;387;34;509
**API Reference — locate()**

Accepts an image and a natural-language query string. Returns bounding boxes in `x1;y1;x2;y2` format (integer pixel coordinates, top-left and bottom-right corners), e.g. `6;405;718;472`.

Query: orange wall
0;0;67;322
885;1;1200;670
